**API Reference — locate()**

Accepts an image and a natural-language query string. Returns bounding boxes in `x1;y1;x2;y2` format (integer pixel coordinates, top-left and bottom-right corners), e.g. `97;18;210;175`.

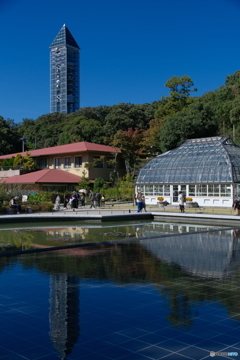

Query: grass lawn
100;203;236;216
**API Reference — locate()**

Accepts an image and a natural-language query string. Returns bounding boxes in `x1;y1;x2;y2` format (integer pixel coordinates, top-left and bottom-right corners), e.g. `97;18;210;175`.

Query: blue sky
1;0;240;123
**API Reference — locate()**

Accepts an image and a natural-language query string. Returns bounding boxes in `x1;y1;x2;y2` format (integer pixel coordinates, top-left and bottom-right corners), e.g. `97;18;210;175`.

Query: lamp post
19;137;26;152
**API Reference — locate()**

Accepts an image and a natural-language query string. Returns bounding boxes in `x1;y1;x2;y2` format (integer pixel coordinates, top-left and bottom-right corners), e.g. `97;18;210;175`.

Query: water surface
0;227;240;359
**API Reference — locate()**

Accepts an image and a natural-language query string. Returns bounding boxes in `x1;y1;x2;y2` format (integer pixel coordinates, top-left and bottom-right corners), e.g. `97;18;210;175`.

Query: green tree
1;157;15;168
225;70;240;87
154;75;197;120
78;171;91;192
230;97;240;142
159;102;218;152
103;103;154;138
17;118;36;149
0;116;21;155
93;177;106;192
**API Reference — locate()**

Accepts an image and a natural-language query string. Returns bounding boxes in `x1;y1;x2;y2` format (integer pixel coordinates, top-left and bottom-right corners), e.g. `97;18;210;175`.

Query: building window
54;158;61;169
189;185;196;196
164;185;170;196
154;185;163;196
144;185;154;195
196;184;207;196
208;184;219;196
64;157;71;168
36;158;47;169
220;184;231;197
74;156;82;168
93;156;103;168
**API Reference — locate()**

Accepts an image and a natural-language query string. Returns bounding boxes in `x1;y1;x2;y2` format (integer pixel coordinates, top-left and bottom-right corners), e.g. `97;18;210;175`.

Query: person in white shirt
9;196;21;214
178;191;185;213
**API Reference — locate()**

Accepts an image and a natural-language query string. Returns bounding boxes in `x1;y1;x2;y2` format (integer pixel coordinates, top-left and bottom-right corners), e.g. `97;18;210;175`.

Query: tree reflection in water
0;227;240;358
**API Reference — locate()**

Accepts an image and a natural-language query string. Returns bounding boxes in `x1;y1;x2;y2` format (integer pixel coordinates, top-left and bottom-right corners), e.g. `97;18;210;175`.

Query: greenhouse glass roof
136;136;240;184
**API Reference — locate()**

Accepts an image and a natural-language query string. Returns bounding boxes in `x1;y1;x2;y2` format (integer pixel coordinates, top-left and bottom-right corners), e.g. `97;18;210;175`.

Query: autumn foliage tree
13;152;37;171
107;128;144;178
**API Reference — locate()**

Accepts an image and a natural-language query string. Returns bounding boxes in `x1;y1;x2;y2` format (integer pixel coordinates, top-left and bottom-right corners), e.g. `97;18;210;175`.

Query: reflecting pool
0;227;240;359
0;221;216;255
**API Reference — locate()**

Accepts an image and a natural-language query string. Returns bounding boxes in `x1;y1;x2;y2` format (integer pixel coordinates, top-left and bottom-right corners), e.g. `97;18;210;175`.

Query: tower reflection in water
13;227;240;359
49;275;80;359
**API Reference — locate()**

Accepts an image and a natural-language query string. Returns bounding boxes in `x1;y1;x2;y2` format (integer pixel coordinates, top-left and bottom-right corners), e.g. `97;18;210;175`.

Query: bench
7;208;16;214
22;206;33;214
7;207;32;214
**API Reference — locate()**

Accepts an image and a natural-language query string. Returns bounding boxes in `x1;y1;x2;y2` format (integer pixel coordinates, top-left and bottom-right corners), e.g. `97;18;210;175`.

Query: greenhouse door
180;185;186;196
173;185;178;203
235;184;240;198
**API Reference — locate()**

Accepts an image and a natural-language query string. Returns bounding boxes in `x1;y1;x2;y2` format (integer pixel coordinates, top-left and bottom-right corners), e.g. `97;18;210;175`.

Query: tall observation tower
50;24;80;114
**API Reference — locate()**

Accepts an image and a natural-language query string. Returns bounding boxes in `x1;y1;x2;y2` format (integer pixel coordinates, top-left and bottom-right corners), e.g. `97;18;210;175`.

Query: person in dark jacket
89;190;96;209
63;193;69;209
233;197;240;215
70;191;78;211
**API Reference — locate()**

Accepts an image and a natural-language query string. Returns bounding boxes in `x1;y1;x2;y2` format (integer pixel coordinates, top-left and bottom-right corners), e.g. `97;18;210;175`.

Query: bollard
129;209;131;213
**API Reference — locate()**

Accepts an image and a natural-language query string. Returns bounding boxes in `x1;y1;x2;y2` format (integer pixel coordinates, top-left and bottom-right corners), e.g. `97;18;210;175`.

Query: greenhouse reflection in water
0;221;216;254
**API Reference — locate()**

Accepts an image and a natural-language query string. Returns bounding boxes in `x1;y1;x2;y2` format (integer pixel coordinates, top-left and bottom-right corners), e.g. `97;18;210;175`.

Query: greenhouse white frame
135;136;240;207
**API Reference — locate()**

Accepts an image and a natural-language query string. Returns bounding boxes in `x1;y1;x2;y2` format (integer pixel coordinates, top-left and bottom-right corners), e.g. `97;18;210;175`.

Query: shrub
39;202;54;211
93;177;106;192
28;192;51;202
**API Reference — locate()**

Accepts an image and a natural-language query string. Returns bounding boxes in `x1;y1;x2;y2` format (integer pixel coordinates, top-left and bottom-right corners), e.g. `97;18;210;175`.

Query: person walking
79;192;86;207
233;197;240;215
63;193;69;209
178;191;185;213
89;190;96;209
54;193;61;210
95;192;101;207
70;191;78;211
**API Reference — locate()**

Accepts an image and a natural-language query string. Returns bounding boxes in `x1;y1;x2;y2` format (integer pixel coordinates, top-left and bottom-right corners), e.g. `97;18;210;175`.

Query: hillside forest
1;71;240;178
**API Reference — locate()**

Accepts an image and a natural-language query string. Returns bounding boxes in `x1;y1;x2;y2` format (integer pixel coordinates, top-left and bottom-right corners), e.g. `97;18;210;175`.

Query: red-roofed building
0;142;126;190
0;169;82;192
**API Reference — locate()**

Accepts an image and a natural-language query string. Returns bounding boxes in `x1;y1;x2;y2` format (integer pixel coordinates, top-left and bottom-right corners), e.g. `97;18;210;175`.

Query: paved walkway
1;203;240;226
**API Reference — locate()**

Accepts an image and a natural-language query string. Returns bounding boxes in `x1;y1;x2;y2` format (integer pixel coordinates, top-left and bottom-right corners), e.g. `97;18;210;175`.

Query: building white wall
137;184;235;208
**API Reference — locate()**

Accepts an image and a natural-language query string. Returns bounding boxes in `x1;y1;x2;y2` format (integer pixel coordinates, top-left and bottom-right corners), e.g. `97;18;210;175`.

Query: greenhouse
136;136;240;207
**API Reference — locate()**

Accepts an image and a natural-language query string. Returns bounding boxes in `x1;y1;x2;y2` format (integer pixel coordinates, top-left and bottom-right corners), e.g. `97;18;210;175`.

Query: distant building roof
0;141;120;160
0;169;81;184
50;24;80;50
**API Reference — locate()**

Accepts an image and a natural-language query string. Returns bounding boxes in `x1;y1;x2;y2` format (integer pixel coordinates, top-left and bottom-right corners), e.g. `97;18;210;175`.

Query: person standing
178;191;185;213
233;197;240;215
101;195;105;206
97;192;101;207
141;195;147;212
136;190;143;213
